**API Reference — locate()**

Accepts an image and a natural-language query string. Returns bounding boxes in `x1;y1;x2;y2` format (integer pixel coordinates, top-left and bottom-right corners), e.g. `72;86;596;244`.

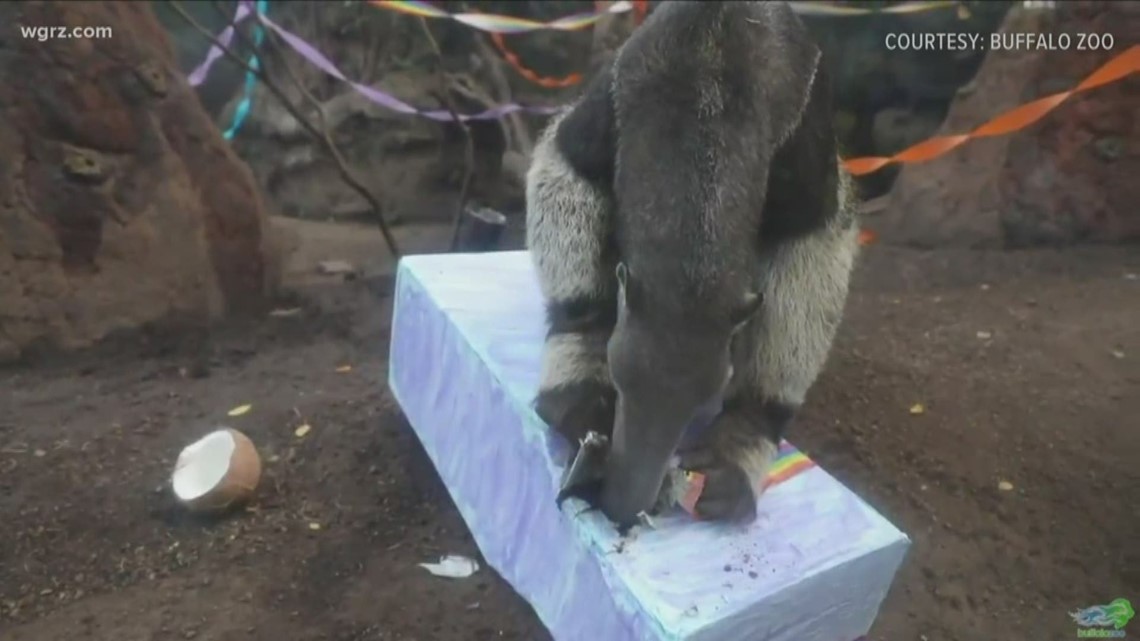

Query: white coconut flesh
173;430;237;501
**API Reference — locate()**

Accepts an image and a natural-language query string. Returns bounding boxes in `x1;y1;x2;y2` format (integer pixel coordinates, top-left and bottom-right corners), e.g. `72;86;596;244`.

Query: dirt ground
2;217;1138;641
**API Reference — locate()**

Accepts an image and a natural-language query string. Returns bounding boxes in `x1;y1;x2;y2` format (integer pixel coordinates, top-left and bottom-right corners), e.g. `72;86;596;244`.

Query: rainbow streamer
786;0;959;16
368;0;961;33
223;0;269;140
370;0;635;34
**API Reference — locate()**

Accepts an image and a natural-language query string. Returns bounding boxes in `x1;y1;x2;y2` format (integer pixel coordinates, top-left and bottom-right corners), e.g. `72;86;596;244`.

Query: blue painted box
388;251;909;641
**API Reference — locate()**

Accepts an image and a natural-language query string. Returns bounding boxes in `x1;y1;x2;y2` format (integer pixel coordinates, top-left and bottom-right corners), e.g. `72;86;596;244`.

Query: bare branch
415;17;476;253
173;1;402;260
470;32;533;156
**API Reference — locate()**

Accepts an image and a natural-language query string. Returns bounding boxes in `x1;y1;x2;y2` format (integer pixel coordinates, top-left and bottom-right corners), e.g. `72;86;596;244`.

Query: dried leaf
909;403;926;416
294;424;311;438
227;404;252;417
858;229;877;246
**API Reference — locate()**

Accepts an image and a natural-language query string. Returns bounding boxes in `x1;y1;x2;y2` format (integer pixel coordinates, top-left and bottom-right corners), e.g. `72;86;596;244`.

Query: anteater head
599;261;761;528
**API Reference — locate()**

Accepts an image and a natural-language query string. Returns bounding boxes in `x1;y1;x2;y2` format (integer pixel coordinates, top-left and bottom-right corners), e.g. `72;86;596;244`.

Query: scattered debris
317;260;357;276
419;554;479;579
294;424;312;438
998;480;1014;492
910;403;926;416
227;404;252;417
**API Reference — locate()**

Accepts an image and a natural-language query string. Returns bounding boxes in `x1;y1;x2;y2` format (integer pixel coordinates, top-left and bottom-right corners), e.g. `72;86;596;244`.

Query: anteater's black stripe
723;395;799;445
546;292;618;337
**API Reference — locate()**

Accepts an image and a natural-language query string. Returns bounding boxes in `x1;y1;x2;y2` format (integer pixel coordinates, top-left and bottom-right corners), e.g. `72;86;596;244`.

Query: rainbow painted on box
678;441;814;516
768;441;814;487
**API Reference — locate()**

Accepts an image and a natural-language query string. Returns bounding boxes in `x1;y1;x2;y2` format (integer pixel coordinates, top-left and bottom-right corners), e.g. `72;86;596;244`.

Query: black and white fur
526;1;860;528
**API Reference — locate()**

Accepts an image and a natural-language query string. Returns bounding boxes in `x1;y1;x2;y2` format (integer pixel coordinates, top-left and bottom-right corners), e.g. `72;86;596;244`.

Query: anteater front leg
525;67;619;449
680;206;861;523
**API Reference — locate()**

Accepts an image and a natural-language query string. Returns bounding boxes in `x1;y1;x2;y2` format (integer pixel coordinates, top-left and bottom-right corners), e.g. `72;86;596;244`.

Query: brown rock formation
877;2;1139;248
0;2;279;362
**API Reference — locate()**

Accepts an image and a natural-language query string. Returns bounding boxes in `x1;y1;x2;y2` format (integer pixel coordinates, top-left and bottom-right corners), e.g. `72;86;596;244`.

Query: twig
172;1;401;260
415;17;476;253
457;1;533;157
214;2;402;258
252;30;404;250
471;33;533;156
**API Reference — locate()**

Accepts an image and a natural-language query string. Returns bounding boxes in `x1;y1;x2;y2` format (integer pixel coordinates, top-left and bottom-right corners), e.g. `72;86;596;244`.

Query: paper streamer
484;0;648;90
223;0;269;140
787;0;960;16
843;45;1140;176
189;3;1138;176
370;0;635;34
489;31;584;90
371;0;961;34
239;0;560;121
187;2;251;87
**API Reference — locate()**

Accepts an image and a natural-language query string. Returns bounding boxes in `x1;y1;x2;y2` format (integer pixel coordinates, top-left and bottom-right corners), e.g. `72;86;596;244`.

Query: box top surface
397;251;909;637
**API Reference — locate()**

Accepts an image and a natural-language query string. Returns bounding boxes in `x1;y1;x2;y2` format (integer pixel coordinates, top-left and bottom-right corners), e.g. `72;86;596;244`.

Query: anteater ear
615;262;629;290
730;291;763;331
615;262;639;311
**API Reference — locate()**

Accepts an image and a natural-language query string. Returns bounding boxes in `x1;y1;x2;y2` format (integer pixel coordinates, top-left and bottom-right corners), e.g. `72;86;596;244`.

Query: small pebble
976;331;992;340
998;480;1014;492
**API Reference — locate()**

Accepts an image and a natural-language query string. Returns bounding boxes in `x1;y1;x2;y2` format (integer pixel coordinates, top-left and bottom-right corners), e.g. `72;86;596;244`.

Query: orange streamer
488;1;650;90
632;0;649;25
489;31;584;89
842;45;1140;176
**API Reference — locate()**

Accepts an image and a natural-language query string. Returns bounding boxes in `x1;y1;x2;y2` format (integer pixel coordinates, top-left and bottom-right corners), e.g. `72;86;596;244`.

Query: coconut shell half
172;428;262;513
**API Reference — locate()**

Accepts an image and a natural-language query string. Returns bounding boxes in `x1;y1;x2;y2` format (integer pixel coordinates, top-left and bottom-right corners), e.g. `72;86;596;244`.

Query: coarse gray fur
525;0;860;528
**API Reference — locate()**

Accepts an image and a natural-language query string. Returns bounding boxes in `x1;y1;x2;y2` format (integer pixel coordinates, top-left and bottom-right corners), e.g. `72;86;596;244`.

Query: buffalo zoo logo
1071;598;1135;638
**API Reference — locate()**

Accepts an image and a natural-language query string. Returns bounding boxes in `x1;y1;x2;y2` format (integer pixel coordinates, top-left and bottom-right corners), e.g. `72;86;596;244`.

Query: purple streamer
189;0;562;121
187;2;251;87
248;2;561;121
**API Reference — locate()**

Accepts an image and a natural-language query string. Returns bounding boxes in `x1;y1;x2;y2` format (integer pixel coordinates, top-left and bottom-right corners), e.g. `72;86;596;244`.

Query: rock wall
877;2;1140;248
0;1;280;362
